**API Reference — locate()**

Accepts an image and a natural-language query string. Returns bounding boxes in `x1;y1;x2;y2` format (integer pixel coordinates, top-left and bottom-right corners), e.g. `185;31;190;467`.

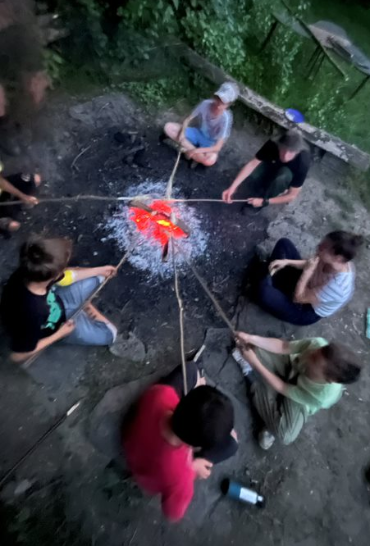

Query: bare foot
84;303;110;324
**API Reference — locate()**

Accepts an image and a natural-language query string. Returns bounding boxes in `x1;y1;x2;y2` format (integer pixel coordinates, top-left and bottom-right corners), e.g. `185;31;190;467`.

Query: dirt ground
0;91;369;546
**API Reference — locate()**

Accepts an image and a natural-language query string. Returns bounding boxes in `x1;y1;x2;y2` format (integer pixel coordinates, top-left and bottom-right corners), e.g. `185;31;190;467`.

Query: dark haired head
277;130;305;152
19;236;72;283
320;343;362;384
171;386;234;449
319;231;364;263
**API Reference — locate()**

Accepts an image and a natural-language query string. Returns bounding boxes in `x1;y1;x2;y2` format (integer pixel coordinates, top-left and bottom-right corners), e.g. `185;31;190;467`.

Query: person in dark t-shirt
1;236;118;362
222;130;311;209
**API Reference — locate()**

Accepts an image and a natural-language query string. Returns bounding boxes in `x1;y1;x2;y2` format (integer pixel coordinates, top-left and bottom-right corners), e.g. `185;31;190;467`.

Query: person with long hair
254;231;363;325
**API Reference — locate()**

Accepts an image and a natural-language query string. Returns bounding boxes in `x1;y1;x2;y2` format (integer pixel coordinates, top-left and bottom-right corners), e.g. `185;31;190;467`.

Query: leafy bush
46;0;370;154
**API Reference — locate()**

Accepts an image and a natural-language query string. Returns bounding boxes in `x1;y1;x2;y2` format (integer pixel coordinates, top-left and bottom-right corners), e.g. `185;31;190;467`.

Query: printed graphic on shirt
42;289;63;330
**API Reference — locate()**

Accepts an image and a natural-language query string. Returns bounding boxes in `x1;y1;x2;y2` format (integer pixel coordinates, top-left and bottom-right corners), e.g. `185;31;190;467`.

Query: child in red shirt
124;362;238;521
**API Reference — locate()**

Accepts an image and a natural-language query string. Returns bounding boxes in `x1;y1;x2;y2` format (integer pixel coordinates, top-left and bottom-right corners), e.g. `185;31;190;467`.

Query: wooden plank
182;47;370;171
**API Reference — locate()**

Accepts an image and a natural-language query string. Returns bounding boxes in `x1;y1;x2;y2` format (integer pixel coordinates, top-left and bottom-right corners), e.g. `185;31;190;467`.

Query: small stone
109;332;146;363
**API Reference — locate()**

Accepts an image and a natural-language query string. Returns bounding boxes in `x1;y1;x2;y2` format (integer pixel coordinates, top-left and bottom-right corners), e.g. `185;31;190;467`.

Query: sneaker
232;348;253;376
254;244;269;262
258;429;276;450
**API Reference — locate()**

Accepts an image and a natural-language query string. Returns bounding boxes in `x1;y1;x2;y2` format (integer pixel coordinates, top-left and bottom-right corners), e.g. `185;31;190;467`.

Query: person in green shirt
232;333;362;450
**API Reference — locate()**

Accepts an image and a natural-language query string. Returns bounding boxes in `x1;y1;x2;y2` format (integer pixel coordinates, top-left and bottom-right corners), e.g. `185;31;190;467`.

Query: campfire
105;181;208;278
129;199;190;260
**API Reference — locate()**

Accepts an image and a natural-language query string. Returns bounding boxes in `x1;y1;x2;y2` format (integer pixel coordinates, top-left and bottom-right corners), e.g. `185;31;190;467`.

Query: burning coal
104;181;209;278
129;199;189;261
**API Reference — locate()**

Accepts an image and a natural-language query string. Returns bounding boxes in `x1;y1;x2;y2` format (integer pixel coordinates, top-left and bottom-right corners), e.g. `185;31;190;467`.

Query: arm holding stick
235;332;291;354
236;342;289;395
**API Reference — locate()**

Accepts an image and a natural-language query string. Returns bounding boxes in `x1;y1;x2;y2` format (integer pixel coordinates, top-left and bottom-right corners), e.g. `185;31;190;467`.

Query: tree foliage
45;0;370;152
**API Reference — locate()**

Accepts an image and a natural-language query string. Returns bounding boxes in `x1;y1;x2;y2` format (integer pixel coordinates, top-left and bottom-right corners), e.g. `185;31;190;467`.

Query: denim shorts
185;127;216;148
55;277;117;346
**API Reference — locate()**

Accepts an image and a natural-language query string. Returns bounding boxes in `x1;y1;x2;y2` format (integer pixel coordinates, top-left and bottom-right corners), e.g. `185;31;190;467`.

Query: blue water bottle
221;478;265;508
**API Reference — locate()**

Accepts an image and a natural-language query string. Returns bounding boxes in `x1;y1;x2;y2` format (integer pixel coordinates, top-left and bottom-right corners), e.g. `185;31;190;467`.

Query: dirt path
0;91;369;546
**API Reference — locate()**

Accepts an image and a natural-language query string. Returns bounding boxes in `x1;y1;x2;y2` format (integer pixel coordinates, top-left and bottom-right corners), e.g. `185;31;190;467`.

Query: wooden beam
182;47;370;171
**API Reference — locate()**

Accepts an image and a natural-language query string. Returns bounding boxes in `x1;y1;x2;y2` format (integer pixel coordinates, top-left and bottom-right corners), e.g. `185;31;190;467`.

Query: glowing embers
129;200;190;255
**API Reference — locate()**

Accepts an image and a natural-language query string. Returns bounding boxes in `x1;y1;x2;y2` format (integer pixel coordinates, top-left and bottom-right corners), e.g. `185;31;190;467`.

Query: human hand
34;173;42;185
97;265;117;278
303;256;319;274
20;194;38;206
235;331;252;345
269;259;288;276
192;458;213;480
57;320;75;339
240;344;256;362
222;188;235;204
247;197;263;208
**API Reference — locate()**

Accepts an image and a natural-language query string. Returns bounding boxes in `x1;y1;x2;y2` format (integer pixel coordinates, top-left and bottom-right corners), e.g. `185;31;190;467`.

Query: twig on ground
71;145;92;171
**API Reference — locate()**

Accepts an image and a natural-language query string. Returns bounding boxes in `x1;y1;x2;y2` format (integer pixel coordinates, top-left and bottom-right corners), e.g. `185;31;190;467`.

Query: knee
275;237;292;251
164;122;178;139
202;154;217;167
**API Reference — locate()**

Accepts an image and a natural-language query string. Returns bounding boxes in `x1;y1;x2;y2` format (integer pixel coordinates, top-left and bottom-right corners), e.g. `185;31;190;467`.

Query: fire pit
104;181;209;278
129;199;190;261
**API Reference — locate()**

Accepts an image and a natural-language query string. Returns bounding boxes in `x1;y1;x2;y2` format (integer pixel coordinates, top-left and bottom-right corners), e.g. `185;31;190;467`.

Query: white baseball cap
214;81;239;104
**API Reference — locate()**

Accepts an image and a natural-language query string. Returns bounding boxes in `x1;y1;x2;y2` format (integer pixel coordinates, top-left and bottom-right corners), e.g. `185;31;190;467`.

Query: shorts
55;277;117;346
185;127;216;148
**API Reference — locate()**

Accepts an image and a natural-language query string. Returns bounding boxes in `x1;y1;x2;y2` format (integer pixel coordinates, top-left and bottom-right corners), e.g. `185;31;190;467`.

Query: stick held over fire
128;199;191;262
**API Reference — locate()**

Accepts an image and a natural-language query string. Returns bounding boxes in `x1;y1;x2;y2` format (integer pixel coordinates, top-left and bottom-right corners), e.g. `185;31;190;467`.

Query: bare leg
164;122;196;155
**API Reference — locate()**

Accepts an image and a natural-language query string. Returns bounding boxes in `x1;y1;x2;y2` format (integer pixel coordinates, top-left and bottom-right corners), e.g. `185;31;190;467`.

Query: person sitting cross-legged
222;130;310;209
123;361;238;522
163;81;238;167
0;236;118;363
253;232;363;326
233;332;362;450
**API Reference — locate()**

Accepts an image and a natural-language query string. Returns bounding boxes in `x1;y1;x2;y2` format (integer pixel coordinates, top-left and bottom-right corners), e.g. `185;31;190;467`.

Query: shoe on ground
232;347;253;376
258;429;276;450
254;244;269;262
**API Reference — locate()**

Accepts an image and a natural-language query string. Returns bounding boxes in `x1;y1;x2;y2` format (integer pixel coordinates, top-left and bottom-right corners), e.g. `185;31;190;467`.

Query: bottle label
239;487;257;504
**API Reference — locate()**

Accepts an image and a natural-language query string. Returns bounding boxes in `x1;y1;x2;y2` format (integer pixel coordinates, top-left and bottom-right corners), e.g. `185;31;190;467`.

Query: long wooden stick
174;242;236;334
0;195;261;207
0;401;81;489
166;150;182;200
171;239;188;395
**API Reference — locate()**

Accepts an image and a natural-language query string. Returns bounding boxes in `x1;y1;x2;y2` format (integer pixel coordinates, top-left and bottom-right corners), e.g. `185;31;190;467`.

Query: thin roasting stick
165;150;182;200
171;239;188;395
0;196;257;207
174;242;236;334
0;401;82;489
